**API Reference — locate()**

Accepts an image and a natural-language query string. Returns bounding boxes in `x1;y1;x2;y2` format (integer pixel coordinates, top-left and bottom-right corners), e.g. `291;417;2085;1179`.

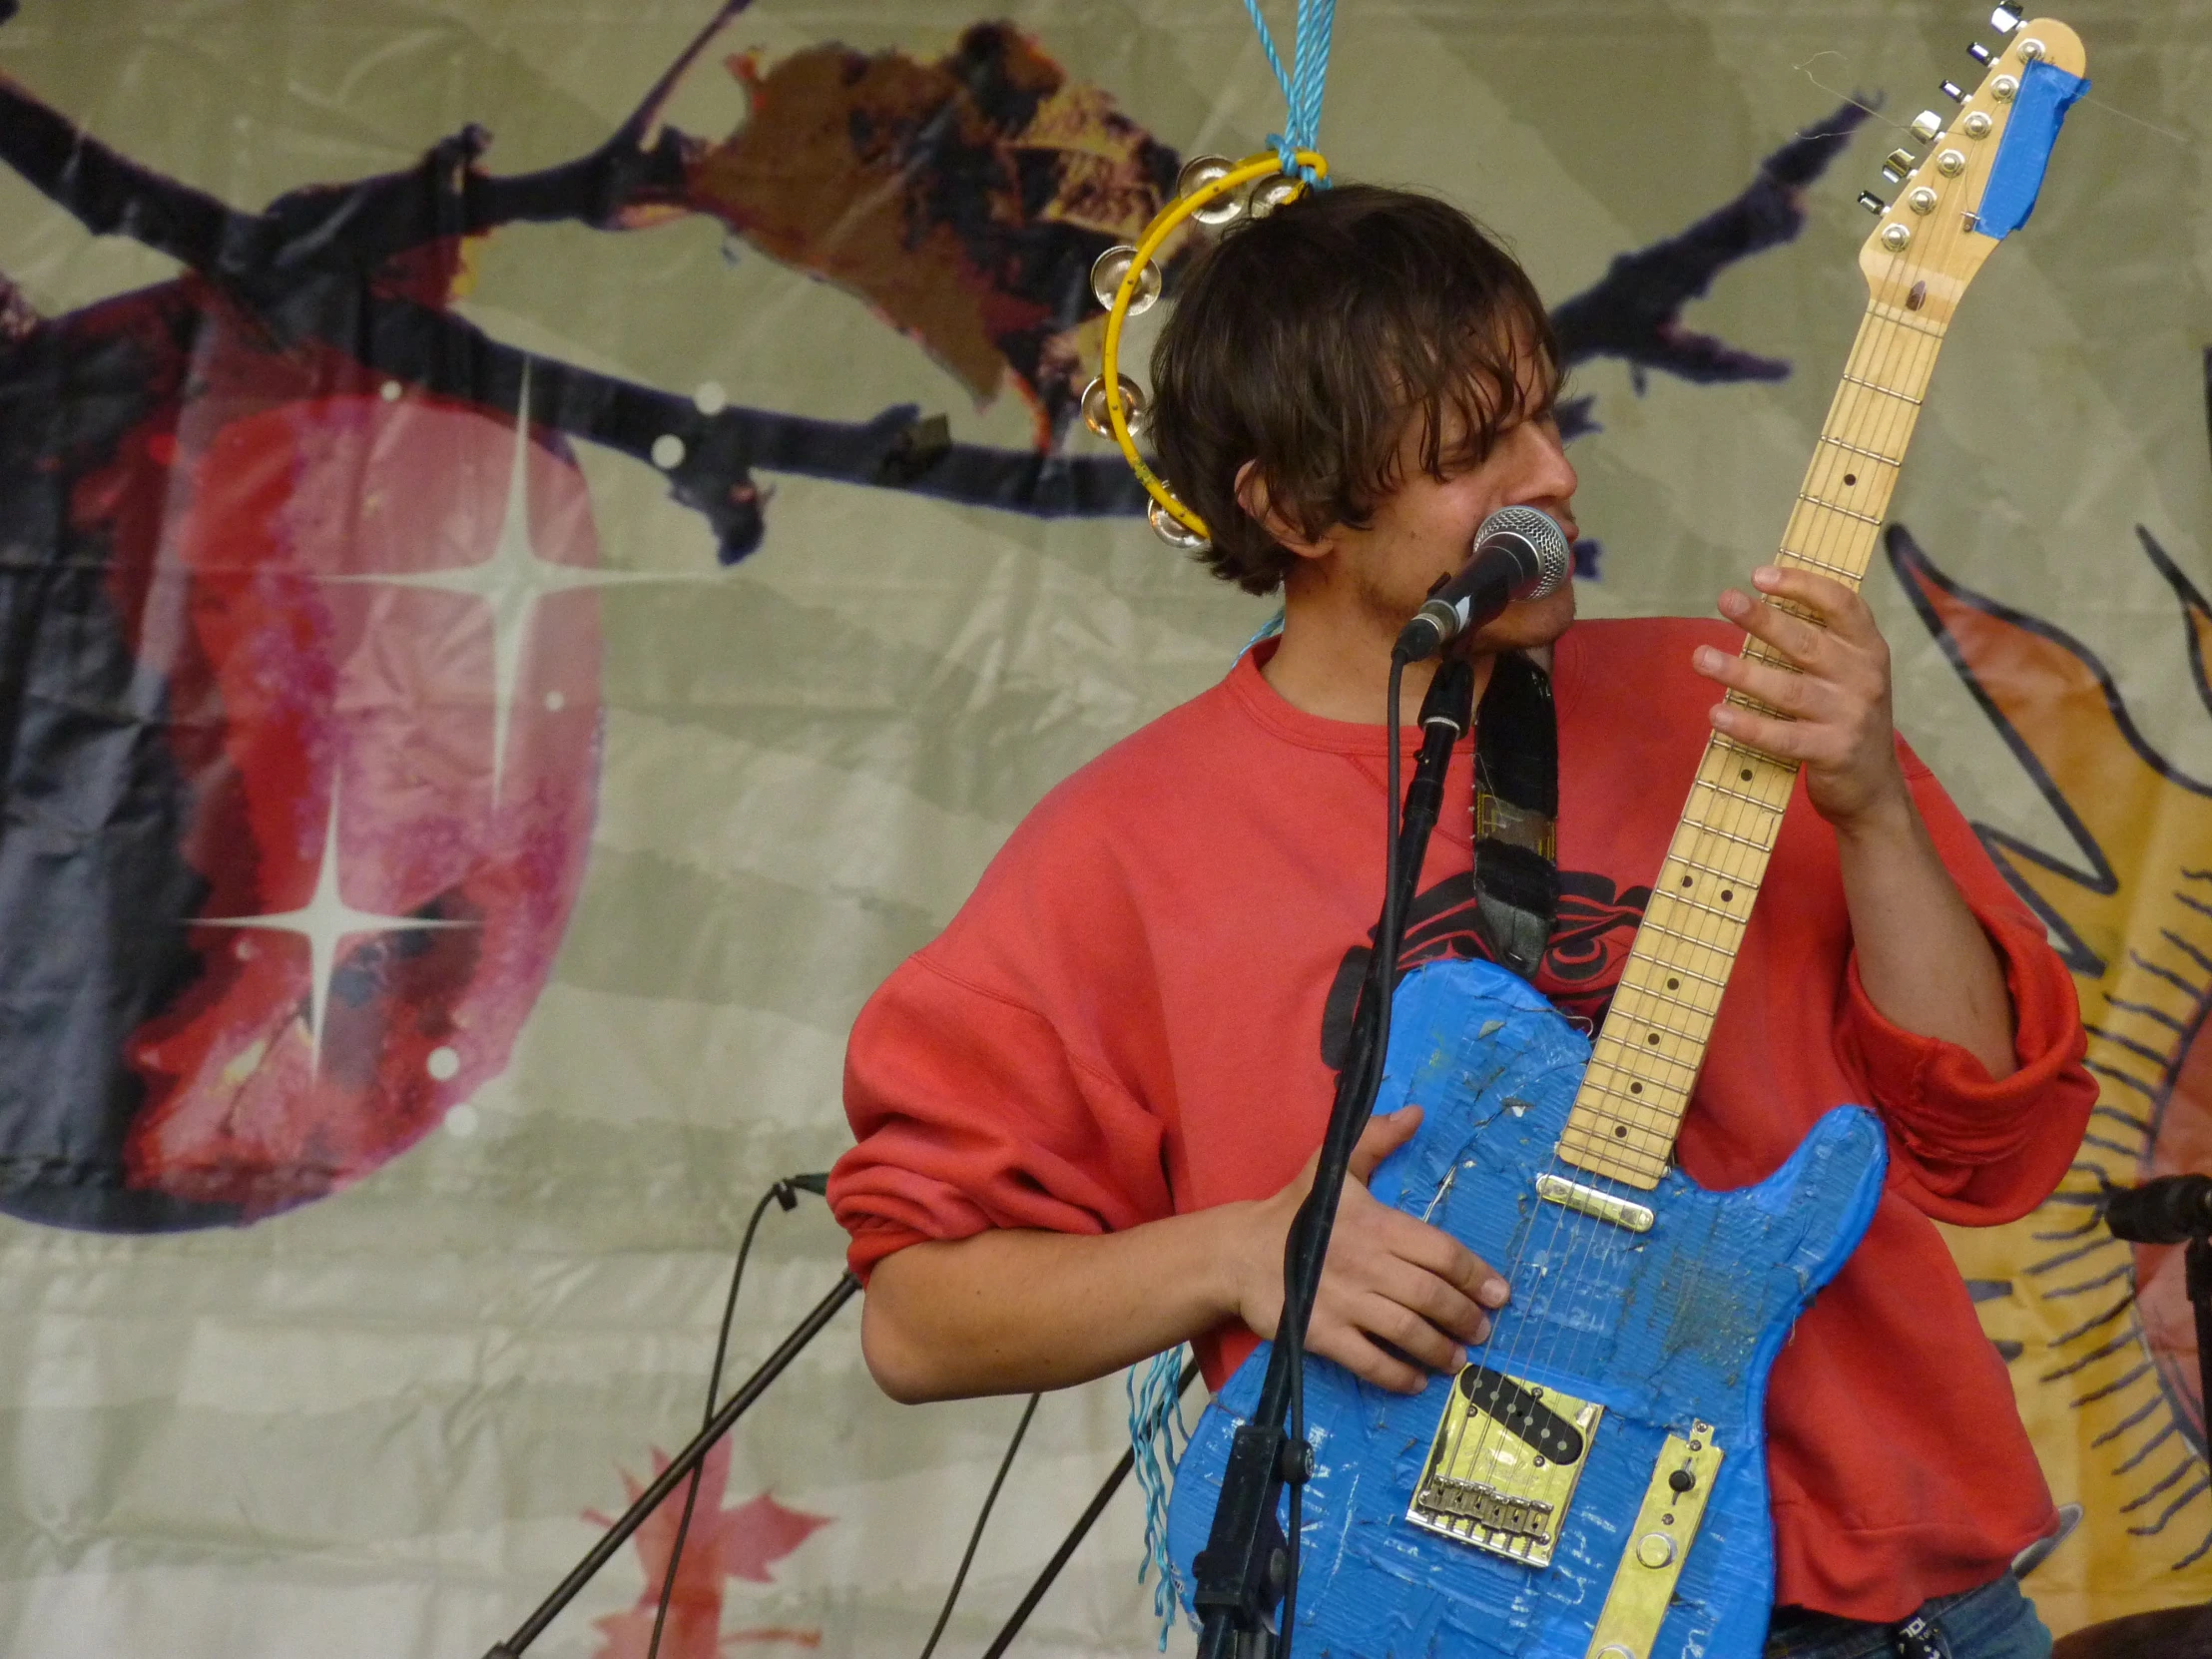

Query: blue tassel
1127;1347;1195;1648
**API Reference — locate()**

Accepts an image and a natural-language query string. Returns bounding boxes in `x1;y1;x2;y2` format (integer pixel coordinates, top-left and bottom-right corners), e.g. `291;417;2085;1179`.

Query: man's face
1325;350;1581;655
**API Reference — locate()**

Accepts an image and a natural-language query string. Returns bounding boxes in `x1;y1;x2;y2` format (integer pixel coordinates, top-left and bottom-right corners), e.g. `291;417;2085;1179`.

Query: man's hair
1147;184;1559;596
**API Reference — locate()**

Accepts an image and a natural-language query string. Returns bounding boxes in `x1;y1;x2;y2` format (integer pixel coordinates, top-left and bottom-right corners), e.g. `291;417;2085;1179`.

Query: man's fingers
1376;1207;1509;1309
1371;1254;1490;1345
1752;564;1881;644
1347;1105;1422;1183
1306;1323;1436;1395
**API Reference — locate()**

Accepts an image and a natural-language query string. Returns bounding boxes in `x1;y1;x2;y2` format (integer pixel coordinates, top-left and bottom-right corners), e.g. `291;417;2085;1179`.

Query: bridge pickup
1408;1368;1602;1567
1457;1365;1587;1463
1535;1173;1654;1233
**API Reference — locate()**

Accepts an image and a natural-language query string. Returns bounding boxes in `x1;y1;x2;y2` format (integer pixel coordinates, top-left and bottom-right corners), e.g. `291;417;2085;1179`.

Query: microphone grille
1478;506;1572;599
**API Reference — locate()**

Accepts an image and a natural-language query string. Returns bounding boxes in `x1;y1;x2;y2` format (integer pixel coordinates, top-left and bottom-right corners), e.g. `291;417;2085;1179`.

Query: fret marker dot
1740;768;1753;781
1630;1082;1644;1094
1844;472;1858;486
1721;889;1734;901
1681;875;1692;888
1614;1124;1629;1138
1666;977;1680;990
1646;1032;1662;1045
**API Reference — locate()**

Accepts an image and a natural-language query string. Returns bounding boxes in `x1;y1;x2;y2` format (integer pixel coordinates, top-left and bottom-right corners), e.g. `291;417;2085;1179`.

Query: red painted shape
587;1439;831;1659
86;284;600;1217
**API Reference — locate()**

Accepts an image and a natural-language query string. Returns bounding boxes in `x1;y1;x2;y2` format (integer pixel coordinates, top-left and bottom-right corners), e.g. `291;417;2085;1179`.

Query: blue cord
1241;0;1337;183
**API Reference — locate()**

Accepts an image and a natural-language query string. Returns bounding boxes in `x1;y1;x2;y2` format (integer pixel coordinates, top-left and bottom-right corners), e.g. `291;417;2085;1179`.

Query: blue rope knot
1267;132;1321;186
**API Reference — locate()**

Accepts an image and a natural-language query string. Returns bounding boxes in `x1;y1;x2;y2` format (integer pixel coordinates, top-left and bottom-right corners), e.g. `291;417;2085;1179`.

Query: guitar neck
1556;296;1948;1190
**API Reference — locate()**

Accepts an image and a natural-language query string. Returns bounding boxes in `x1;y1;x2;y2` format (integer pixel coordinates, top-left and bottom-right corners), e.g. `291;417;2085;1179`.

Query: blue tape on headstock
1977;58;2088;239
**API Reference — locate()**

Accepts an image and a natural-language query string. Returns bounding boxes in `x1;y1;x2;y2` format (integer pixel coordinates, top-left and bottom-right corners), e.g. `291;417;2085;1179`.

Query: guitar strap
1469;651;1560;981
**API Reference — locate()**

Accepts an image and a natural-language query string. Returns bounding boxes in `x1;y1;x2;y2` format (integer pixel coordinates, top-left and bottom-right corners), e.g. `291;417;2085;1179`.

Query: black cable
645;1175;822;1659
1274;655;1411;1659
915;1391;1042;1659
978;1358;1204;1659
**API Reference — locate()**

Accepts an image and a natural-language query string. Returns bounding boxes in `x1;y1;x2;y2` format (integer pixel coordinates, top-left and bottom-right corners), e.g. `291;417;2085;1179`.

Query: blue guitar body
1167;958;1888;1659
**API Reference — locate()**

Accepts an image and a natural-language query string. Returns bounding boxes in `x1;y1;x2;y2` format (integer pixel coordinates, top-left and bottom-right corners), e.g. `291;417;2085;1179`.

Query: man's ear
1234;461;1332;562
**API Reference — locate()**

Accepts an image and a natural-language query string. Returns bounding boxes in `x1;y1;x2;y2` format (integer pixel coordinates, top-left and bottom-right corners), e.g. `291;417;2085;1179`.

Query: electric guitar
1167;21;2087;1659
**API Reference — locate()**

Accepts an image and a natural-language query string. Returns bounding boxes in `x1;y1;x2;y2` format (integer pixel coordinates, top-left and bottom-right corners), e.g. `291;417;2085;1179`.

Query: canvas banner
0;2;2206;1654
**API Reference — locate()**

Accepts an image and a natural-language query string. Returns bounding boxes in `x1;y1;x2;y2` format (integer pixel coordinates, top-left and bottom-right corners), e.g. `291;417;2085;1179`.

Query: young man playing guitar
830;186;2094;1659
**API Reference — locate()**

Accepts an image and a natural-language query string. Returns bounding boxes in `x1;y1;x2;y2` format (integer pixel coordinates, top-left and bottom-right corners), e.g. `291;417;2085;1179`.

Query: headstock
1855;12;2087;322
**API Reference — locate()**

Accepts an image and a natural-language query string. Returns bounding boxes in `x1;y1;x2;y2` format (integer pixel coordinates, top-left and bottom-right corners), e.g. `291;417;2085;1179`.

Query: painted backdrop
1;1;2207;1654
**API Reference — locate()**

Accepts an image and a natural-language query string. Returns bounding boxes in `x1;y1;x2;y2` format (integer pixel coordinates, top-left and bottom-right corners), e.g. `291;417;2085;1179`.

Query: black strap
1469;652;1559;980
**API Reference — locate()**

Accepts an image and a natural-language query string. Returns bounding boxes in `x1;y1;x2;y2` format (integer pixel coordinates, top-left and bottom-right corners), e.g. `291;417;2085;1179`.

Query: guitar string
1429;231;1940;1533
1447;240;1941;1523
1506;276;1925;1495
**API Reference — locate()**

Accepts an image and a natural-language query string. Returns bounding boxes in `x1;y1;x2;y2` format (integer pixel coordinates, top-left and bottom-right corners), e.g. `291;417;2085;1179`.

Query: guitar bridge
1406;1365;1602;1567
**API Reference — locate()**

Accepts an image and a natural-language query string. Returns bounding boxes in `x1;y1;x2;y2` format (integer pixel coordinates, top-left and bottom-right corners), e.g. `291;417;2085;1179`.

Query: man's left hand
1693;564;1908;829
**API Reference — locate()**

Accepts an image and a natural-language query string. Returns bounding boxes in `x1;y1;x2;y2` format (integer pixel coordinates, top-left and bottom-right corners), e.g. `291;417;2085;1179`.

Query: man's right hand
1227;1105;1509;1394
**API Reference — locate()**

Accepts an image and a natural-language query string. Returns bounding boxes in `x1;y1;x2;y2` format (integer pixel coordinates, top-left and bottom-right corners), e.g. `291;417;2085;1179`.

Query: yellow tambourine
1085;148;1330;551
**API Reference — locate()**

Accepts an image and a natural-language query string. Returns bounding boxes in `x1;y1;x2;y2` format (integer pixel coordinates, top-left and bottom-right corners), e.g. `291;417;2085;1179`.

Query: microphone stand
1189;657;1474;1659
481;1270;860;1659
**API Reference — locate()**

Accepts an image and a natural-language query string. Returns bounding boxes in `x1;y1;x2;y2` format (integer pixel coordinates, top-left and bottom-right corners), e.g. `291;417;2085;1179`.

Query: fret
1648;888;1751;928
1622;954;1728;995
1712;736;1797;772
1692;775;1785;816
1672;815;1770;852
1759;596;1826;627
1664;849;1755;886
1558;1122;1673;1164
1687;788;1786;831
1572;1072;1687;1118
1743;643;1803;671
1619;927;1744;993
1795;492;1883;528
1816;434;1905;468
1776;547;1863;583
1865;307;1947;341
1553;1139;1669;1186
1587;1039;1703;1085
1607;998;1716;1048
1721;689;1791;723
1838;372;1922;407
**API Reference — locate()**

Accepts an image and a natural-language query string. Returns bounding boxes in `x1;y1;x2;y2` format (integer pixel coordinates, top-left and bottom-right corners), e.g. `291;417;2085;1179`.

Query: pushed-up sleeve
830;948;1173;1281
1835;752;2094;1223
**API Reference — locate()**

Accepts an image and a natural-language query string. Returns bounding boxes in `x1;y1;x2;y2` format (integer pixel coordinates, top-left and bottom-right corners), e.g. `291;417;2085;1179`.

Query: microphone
1392;505;1572;663
2103;1174;2212;1245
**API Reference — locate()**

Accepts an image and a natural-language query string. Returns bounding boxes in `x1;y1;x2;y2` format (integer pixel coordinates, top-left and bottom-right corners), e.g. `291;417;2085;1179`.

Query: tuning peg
1989;5;2022;34
1966;42;1993;65
1909;110;1944;144
1858;191;1888;217
1939;80;1965;103
1880;147;1916;184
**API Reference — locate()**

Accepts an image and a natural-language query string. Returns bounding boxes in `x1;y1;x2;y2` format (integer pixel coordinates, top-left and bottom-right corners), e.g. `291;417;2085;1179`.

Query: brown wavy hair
1147;184;1558;595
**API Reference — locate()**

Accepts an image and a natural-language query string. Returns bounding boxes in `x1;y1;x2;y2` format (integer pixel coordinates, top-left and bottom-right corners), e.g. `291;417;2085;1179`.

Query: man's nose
1514;421;1578;505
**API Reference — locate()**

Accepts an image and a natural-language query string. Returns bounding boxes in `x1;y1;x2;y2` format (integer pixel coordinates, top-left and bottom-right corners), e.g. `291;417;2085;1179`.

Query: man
830;185;2092;1658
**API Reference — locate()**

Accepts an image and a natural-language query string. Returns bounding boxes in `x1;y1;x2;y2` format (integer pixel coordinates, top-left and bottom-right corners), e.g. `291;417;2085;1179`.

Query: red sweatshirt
832;617;2094;1620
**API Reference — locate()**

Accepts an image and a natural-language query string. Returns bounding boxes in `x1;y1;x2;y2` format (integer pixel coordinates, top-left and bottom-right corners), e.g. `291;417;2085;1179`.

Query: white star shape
192;771;472;1077
331;361;715;801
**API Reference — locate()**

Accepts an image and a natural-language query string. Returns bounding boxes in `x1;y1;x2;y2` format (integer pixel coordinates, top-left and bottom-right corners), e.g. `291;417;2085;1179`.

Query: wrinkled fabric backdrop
1;1;2208;1654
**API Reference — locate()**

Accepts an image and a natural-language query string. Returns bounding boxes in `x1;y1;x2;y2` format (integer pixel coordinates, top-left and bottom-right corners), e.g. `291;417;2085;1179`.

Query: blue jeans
1763;1573;2052;1659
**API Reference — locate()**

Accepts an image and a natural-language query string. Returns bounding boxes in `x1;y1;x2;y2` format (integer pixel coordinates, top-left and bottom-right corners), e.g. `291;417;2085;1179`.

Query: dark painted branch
1550;101;1872;386
257;281;1144;562
0;71;245;271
